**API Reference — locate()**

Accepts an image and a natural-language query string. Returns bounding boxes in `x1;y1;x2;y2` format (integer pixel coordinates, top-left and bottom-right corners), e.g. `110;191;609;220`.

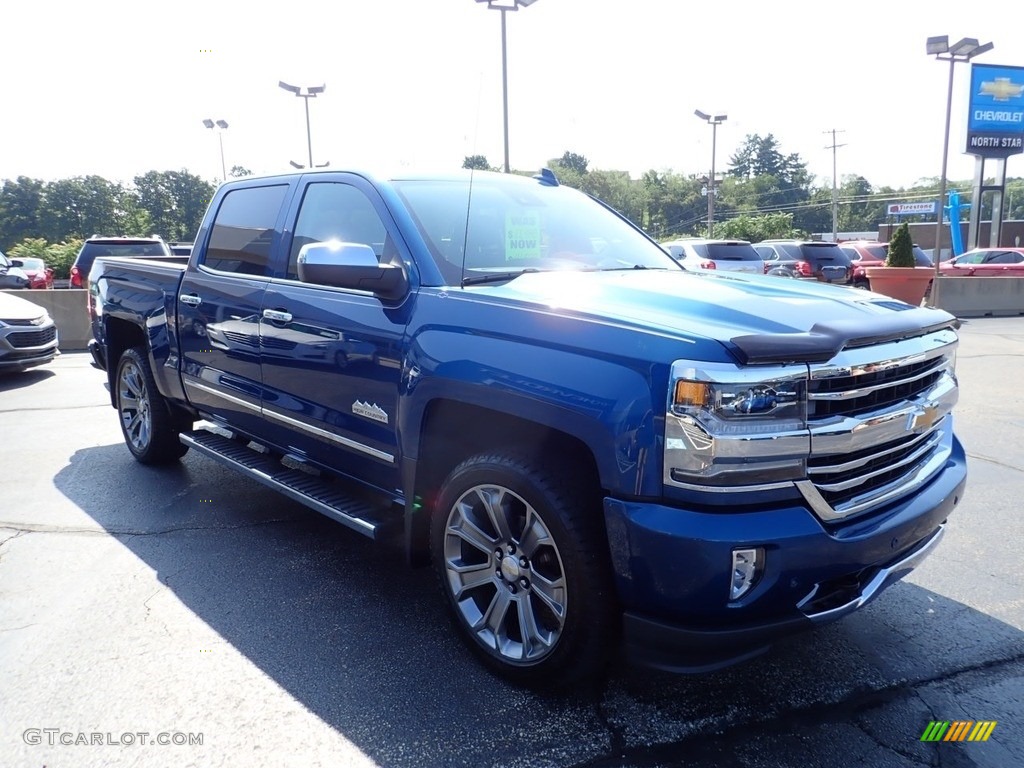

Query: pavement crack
569;654;1024;767
0;517;306;539
855;716;934;766
0;623;39;633
964;451;1024;473
0;403;107;413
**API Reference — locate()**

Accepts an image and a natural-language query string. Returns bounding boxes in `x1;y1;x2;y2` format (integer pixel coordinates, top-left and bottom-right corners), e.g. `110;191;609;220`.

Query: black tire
430;452;617;690
115;347;189;464
853;279;870;290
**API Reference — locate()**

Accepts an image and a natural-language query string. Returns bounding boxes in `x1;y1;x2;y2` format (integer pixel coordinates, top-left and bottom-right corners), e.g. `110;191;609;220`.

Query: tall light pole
926;35;993;278
695;110;727;238
278;81;326;169
202;119;229;181
475;0;540;173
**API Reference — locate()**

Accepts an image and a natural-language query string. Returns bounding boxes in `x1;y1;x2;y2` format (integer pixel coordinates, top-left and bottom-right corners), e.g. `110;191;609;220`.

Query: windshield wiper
461;268;541;286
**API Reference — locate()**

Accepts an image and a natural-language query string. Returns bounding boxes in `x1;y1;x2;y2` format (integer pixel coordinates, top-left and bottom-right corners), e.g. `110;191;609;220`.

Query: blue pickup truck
88;169;967;688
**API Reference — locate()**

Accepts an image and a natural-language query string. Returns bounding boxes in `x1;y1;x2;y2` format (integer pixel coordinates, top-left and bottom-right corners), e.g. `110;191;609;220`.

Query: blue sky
1;0;1019;189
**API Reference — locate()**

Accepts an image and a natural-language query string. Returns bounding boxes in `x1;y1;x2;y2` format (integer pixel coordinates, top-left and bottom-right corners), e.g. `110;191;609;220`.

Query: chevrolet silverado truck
87;169;967;688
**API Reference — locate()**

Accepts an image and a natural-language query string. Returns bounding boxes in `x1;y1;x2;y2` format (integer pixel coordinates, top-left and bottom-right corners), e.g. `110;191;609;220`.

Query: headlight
665;361;810;488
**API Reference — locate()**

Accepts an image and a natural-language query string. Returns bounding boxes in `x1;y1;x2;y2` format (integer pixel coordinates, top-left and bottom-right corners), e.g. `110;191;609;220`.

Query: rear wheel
431;452;616;689
116;347;188;464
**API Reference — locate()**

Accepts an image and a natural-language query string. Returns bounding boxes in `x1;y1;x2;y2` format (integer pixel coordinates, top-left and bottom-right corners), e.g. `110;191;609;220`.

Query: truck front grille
809;356;945;419
799;330;958;521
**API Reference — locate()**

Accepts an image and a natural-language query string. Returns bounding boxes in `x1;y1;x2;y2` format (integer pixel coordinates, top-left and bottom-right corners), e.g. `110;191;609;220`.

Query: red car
10;257;54;289
838;240;933;289
939;247;1024;276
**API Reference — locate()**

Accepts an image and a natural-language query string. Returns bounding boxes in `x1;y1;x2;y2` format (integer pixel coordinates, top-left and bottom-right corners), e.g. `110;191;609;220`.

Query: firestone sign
886;202;938;216
966;63;1024;158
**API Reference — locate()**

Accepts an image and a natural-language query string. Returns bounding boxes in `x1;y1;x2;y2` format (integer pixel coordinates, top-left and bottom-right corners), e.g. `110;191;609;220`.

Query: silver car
0;292;59;373
0;250;30;289
661;239;764;274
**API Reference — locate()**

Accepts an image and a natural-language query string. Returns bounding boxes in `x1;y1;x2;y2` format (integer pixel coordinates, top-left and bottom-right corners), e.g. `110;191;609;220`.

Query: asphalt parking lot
2;318;1023;768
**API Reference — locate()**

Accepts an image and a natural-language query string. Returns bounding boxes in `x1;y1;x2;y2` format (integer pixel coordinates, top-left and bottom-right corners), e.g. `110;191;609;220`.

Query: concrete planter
864;267;933;307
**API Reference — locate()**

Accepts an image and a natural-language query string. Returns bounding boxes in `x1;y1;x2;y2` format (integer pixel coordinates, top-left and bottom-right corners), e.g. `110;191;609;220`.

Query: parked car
10;256;55;289
0;250;30;289
660;239;763;274
939;248;1024;277
837;240;933;289
754;240;853;284
0;291;59;373
69;237;175;289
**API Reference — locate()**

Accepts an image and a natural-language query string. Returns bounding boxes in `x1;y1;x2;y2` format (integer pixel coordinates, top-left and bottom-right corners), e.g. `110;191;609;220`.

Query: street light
695;110;727;238
278;81;326;169
202;119;229;181
926;35;993;277
474;0;540;173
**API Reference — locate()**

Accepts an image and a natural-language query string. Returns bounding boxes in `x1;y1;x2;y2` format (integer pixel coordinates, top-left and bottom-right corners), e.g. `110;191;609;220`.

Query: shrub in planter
866;222;932;305
886;222;916;268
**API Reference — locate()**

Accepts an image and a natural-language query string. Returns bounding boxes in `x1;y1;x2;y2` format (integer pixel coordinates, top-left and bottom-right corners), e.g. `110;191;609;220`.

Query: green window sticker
505;212;541;261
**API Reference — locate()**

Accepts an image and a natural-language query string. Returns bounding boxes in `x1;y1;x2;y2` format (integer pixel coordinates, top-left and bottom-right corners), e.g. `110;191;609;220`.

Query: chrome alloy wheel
442;484;568;664
118;359;152;453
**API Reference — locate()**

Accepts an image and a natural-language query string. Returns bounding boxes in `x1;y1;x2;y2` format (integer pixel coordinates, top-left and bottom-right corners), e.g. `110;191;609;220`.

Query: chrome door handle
179;294;202;307
262;309;293;323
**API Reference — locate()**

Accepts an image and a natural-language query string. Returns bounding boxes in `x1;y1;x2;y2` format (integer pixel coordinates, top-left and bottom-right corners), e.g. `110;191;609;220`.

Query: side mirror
10;259;23;267
297;241;408;300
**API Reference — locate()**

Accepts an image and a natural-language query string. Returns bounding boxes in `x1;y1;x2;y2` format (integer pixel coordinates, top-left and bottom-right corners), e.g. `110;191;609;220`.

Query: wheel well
104;317;147;406
408;399;603;562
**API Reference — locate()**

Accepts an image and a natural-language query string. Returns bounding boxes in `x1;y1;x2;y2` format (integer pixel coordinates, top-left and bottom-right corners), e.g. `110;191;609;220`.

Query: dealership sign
886;202;938;216
966;63;1024;158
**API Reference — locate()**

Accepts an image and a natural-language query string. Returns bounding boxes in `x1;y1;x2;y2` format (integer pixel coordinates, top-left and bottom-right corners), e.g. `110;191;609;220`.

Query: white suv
660;239;763;274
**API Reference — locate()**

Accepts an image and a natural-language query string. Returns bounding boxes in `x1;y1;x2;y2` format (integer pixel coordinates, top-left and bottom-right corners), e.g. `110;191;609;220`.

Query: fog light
730;547;763;601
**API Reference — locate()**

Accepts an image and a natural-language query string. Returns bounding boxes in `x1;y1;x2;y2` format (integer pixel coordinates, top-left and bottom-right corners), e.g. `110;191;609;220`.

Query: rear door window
203;185;289;276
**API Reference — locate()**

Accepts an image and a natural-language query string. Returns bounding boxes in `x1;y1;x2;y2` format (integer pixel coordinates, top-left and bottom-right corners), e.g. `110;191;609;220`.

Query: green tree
554;151;589;176
7;237;84;279
462;155;491;170
639;171;702;239
133;170;215;242
8;237;49;259
714;213;804;242
42;176;127;240
0;177;45;250
579;170;644;224
229;165;253;177
724;134;815;230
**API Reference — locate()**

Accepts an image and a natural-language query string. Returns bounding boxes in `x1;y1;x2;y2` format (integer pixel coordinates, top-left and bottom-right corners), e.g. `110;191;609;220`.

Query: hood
478;269;957;365
0;292;49;322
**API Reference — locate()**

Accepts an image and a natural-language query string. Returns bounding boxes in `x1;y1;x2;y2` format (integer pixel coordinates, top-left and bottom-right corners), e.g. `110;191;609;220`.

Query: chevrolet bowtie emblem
979;77;1024;102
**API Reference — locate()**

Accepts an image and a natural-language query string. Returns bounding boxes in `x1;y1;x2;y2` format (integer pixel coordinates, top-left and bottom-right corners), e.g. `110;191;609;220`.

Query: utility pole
824;129;846;242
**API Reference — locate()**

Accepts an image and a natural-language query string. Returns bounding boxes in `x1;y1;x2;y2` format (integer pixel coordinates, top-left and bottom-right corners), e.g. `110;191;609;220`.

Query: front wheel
431;452;616;689
116;347;189;464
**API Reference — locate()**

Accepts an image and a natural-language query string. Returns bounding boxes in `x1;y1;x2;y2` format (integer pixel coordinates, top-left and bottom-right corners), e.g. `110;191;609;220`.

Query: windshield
393;174;677;285
18;257;45;270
